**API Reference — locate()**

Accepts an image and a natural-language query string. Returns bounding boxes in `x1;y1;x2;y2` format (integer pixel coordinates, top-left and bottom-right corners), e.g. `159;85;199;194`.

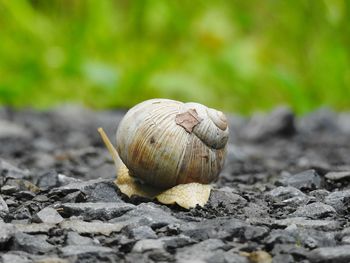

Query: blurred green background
0;0;349;114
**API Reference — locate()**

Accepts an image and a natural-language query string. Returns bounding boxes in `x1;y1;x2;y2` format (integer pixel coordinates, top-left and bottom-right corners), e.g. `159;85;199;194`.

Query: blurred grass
0;0;349;114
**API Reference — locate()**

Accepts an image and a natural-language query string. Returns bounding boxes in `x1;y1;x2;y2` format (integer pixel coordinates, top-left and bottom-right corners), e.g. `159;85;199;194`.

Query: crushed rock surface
0;106;350;262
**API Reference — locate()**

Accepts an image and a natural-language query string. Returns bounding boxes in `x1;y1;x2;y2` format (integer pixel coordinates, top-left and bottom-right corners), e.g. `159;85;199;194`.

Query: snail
98;98;229;209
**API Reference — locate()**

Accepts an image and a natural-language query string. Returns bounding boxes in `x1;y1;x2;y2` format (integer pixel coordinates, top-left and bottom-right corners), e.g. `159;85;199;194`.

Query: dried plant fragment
115;166;162;198
157;183;211;209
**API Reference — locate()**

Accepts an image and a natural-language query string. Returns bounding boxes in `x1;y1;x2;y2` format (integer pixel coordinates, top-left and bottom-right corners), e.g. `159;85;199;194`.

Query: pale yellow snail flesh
98;99;229;209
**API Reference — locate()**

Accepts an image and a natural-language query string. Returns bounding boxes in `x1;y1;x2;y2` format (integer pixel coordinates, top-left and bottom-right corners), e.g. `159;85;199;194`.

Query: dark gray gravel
0;105;350;262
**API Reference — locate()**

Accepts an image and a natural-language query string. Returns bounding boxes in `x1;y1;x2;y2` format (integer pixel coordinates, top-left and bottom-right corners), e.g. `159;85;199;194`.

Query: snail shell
116;99;229;189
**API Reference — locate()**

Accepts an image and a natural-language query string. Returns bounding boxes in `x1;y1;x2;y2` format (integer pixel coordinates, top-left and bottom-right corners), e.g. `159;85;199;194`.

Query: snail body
115;98;229;189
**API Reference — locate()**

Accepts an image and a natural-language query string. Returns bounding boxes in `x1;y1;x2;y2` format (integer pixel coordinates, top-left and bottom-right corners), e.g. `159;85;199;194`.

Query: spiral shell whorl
183;103;229;150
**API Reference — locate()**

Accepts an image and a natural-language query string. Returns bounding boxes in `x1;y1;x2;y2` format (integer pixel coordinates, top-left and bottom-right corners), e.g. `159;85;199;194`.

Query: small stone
209;187;247;211
338;113;350;134
33;207;64;224
61;191;86;203
271;243;309;260
180;217;248;241
132;235;193;253
60;219;124;235
265;186;309;205
59;245;113;256
0;120;31;139
266;227;336;249
0;194;9;213
340;227;350;245
36;171;60;190
132;239;164;253
5;178;40;194
265;229;297;247
299;108;340;133
275;217;340;231
57;174;81;186
12;232;55;254
34;256;69;263
210;250;250;263
277;170;322;190
266;186;305;200
50;179;122;203
1;185;17;195
0;222;16;247
33;195;49;202
0;159;30;179
309;189;330;202
148;250;174;262
324;190;350;213
14;223;55;234
13;206;32;220
243;202;270;218
1;253;32;263
66;231;95;246
58;202;134;221
342;236;350;245
244;226;269;241
15;191;36;200
290;202;336;219
127;225;157;240
110;203;179;229
272;254;294;263
175;239;226;262
325;171;350;181
241;107;295;141
308;245;350;263
5;198;17;206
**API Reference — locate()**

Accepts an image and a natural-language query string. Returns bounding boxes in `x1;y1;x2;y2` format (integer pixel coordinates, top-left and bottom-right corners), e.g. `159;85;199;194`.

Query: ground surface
0;105;350;263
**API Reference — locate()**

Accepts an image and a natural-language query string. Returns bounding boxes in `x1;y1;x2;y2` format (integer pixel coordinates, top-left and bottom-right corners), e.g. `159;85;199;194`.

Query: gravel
0;105;349;262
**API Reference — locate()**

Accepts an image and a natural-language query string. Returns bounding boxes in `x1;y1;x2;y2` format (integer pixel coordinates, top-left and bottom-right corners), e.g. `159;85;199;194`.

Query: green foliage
0;0;349;114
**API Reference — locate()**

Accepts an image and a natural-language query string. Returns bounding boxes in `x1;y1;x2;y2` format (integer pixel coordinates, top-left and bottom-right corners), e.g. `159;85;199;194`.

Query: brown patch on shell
175;109;203;133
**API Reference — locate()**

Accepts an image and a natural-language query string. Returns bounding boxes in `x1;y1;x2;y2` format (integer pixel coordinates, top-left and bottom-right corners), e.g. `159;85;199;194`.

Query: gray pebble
58;202;134;220
290;202;336;219
275;217;340;231
1;253;32;263
110;203;179;229
308;245;350;263
0;222;16;246
325;171;350;181
277;170;322;190
33;207;64;224
309;189;330;202
59;245;113;256
60;219;124;235
176;239;226;262
209;187;247;211
50;178;122;203
66;231;96;246
12;232;55;254
241;106;295;141
266;186;309;205
0;194;9;214
14;223;55;234
0;120;31;139
0;159;30;179
325;190;350;213
127;225;157;240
